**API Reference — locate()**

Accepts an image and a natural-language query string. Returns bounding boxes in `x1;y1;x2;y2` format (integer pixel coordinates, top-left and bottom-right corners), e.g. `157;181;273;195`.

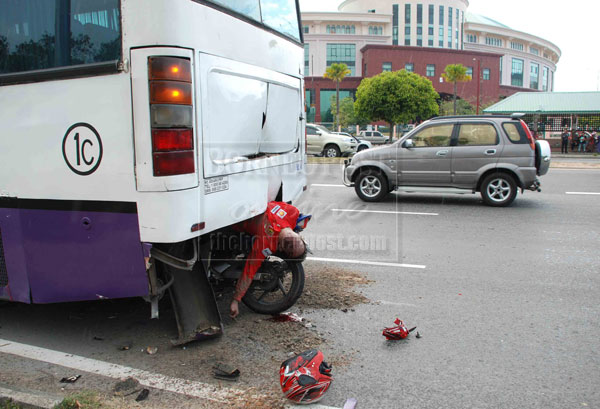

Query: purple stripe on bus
0;207;148;303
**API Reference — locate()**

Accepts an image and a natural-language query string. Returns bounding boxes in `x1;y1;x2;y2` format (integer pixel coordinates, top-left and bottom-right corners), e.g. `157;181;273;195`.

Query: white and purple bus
0;0;306;341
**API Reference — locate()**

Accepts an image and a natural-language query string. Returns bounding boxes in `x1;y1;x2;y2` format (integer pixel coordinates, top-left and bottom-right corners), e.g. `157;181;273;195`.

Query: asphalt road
1;164;599;408
296;164;600;408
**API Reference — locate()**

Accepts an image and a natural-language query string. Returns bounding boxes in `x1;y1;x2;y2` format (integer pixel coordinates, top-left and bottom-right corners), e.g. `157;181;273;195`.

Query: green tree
324;63;351;130
440;99;475;116
441;64;471;115
354;70;439;142
329;96;369;130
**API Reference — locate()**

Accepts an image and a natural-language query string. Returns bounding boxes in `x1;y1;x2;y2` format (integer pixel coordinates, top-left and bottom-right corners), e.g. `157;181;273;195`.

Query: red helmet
279;349;332;404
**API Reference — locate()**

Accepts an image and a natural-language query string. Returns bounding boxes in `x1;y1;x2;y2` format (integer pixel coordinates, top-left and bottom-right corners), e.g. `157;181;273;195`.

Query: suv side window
306;126;318;135
457;123;498;146
502;122;528;144
410;124;454;147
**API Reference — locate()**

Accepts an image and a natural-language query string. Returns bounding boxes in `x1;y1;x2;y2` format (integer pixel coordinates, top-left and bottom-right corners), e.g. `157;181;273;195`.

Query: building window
326;44;356;75
405;63;414;72
500;56;503;84
405;3;411;45
426;64;435;77
326;24;355;35
393;4;399;45
482;68;490;80
511;58;524;87
427;4;435;47
416;4;423;46
485;37;502;47
466;34;477;43
382;62;392;72
303;26;309;34
530;47;539;55
369;26;383;35
529;63;539;89
542;66;549;91
304;44;309;76
466;66;473;77
438;5;444;47
447;7;452;48
510;42;524;51
455;9;459;49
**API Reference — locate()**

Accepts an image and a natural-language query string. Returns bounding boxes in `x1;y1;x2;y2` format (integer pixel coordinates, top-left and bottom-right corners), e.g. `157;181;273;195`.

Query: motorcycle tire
242;260;305;315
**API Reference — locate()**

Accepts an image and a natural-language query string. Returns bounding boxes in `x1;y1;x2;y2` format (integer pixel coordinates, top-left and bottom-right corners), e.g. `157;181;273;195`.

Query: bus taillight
148;57;195;177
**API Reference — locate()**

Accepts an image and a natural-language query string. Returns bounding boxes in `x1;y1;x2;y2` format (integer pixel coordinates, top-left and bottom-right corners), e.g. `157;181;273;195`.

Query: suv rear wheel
480;173;517;207
323;144;341;158
355;170;388;202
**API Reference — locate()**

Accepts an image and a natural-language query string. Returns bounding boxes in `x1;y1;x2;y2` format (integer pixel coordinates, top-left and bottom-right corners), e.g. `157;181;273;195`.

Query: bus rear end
0;0;306;341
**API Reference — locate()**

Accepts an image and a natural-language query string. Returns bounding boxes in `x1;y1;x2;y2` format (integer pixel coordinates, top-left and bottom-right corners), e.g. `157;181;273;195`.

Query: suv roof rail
429;114;515;121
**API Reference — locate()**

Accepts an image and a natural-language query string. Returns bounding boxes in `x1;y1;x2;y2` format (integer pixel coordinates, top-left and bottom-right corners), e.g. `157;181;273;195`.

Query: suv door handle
436;150;449;156
485;149;497;155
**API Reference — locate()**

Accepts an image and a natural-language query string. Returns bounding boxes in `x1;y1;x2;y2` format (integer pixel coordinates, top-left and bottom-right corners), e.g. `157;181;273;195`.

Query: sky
298;0;600;92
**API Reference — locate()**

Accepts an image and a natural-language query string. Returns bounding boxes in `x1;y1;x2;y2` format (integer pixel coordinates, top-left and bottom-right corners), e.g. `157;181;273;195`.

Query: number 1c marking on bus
62;123;103;176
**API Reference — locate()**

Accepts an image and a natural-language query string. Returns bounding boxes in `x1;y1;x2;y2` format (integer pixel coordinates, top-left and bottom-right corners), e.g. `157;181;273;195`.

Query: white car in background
333;132;373;153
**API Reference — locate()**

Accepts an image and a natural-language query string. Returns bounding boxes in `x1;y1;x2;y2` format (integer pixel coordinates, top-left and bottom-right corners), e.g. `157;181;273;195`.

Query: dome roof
465;12;510;29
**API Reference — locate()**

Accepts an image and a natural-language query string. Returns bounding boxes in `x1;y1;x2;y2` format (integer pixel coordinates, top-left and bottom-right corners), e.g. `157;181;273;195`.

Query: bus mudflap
164;262;223;345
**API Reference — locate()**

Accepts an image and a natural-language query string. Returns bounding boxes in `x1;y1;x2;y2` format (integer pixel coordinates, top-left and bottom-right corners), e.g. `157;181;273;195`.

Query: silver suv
343;114;551;207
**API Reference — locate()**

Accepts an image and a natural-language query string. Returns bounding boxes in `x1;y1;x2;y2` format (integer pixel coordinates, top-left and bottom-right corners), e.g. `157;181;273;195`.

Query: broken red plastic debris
382;318;416;340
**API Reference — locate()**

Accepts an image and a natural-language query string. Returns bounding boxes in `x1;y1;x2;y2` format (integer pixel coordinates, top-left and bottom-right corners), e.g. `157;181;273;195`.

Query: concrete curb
0;384;62;409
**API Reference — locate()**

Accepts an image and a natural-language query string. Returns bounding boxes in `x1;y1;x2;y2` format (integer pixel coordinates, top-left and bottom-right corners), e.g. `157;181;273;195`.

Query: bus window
259;0;300;41
0;0;121;75
207;0;300;41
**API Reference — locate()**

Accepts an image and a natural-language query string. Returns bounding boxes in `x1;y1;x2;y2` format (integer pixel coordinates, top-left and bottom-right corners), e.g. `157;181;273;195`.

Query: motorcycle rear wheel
242;259;305;314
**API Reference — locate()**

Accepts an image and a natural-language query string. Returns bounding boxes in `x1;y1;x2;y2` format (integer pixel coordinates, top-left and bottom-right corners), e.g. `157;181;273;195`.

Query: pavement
1;156;598;408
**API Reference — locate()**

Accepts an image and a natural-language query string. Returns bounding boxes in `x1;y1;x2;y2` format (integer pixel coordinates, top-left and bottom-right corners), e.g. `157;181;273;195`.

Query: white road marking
0;339;340;409
307;257;425;269
565;192;600;195
332;208;438;216
376;300;418;308
311;184;346;188
0;339;236;402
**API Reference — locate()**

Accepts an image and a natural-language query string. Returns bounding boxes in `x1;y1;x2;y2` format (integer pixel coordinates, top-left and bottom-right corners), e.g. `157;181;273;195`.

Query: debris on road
298;265;372;310
213;363;241;381
114;377;141;396
416;332;422;339
146;346;158;355
135;388;150;402
59;375;81;384
268;312;304;323
92;336;104;341
343;397;358;409
119;341;133;351
382;318;416;340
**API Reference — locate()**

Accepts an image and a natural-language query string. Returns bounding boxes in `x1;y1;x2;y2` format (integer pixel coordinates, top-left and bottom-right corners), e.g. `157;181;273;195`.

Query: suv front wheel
480;173;517;207
355;170;389;202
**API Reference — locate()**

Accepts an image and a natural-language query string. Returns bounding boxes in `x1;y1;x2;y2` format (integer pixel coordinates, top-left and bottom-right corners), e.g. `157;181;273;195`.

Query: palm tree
324;63;351;130
441;64;472;115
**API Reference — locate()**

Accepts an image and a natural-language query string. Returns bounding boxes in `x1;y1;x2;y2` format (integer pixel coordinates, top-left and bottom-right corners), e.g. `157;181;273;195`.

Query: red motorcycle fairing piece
280;349;332;404
382;318;416;340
